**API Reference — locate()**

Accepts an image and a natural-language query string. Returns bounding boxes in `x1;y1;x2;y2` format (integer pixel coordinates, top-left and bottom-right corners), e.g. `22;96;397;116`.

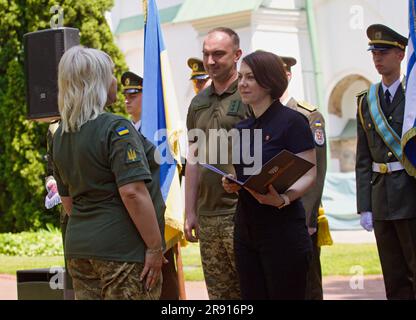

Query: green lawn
0;255;65;275
181;243;382;280
181;243;204;281
0;243;381;281
321;243;381;276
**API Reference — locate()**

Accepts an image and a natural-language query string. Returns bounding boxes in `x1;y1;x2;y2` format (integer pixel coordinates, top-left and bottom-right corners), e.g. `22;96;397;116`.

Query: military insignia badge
227;100;241;115
116;126;130;136
314;128;325;146
192;63;199;71
125;144;141;164
125;77;130;86
375;31;382;40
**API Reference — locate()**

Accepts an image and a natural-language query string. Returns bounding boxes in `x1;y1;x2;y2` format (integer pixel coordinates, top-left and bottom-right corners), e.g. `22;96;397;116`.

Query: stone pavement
184;276;386;300
0;274;17;300
0;274;386;300
182;230;385;300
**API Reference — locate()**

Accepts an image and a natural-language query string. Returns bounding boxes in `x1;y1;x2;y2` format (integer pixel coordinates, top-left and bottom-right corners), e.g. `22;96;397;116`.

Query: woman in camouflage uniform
52;46;165;300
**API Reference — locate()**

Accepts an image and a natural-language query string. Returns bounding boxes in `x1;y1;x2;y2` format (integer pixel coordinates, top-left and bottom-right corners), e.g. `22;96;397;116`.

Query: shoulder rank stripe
116;126;129;136
297;100;317;112
356;89;368;97
357;94;366;131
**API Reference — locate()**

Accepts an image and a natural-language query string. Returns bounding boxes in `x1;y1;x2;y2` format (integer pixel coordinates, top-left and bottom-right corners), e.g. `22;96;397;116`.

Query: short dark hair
242;50;288;100
207;27;240;49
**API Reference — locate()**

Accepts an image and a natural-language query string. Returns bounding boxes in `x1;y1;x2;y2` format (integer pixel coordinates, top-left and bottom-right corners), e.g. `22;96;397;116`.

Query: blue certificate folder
200;150;314;194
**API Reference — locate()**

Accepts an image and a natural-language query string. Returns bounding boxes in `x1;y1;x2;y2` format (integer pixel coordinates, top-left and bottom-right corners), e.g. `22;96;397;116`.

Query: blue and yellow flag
402;0;416;176
141;0;186;248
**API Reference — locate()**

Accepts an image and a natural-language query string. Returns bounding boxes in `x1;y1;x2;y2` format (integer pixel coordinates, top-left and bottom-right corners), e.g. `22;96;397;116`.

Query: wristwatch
278;193;290;209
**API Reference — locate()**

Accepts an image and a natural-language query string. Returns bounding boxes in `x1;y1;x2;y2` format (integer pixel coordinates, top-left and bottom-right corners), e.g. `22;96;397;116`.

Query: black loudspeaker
16;268;66;300
24;28;80;122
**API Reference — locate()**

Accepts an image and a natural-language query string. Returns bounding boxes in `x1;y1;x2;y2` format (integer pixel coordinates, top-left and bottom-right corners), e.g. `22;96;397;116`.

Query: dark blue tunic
233;100;315;299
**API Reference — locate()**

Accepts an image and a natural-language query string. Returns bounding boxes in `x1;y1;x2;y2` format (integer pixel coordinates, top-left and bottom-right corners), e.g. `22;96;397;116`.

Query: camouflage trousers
67;258;162;300
198;214;241;300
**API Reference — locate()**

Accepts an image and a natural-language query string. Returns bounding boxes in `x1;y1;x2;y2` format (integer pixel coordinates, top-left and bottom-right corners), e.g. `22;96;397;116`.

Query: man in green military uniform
121;71;183;300
185;27;252;299
280;56;327;300
187;57;211;95
356;24;416;299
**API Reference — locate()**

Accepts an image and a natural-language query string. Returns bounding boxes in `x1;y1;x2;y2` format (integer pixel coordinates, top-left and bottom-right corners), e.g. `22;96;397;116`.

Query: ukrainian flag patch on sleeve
116;126;130;136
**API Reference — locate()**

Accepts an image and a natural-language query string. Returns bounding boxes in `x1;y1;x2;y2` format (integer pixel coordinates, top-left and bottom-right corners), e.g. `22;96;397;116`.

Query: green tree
0;0;127;232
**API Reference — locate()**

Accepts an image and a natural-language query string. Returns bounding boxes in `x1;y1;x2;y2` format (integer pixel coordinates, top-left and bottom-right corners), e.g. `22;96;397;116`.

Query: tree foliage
0;0;127;232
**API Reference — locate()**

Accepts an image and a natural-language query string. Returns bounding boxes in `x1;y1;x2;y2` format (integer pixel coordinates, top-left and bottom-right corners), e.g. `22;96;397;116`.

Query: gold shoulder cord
358;94;367;133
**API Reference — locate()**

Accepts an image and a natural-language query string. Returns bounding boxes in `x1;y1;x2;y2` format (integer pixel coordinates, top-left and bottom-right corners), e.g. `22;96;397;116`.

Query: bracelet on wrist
277;193;290;209
146;247;163;255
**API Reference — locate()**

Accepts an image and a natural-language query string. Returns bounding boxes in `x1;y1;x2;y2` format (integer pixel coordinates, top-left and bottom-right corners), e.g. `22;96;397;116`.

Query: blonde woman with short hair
52;46;166;300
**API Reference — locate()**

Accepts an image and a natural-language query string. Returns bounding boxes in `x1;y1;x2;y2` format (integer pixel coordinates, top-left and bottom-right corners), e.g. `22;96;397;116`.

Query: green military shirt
286;98;327;228
52;112;165;263
356;83;416;220
186;80;252;216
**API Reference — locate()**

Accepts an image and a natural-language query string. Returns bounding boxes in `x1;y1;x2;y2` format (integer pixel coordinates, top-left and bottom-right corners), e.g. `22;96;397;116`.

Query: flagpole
142;0;187;300
174;242;187;300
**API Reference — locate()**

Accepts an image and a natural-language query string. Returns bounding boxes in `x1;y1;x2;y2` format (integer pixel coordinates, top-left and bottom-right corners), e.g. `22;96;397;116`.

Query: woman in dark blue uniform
223;51;317;299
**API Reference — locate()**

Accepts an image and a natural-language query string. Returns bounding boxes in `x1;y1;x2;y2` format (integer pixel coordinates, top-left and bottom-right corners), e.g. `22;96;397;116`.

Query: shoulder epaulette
356;89;368;98
402;75;406;91
357;91;367;131
297;100;317;112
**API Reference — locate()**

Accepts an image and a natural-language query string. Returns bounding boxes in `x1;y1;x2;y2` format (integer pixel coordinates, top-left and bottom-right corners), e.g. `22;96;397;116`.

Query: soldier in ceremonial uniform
180;59;211;181
121;71;143;131
280;56;327;300
121;71;183;300
187;57;211;94
356;24;416;299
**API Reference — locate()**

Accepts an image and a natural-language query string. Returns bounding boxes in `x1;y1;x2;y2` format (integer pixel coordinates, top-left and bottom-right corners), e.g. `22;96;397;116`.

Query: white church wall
314;0;407;112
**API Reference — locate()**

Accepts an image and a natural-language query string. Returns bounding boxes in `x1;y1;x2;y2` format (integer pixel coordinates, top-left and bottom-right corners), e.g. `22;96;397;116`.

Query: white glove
45;177;62;209
360;211;373;232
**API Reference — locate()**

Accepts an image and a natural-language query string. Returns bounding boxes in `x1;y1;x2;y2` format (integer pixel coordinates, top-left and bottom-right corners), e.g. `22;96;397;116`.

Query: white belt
372;161;404;174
